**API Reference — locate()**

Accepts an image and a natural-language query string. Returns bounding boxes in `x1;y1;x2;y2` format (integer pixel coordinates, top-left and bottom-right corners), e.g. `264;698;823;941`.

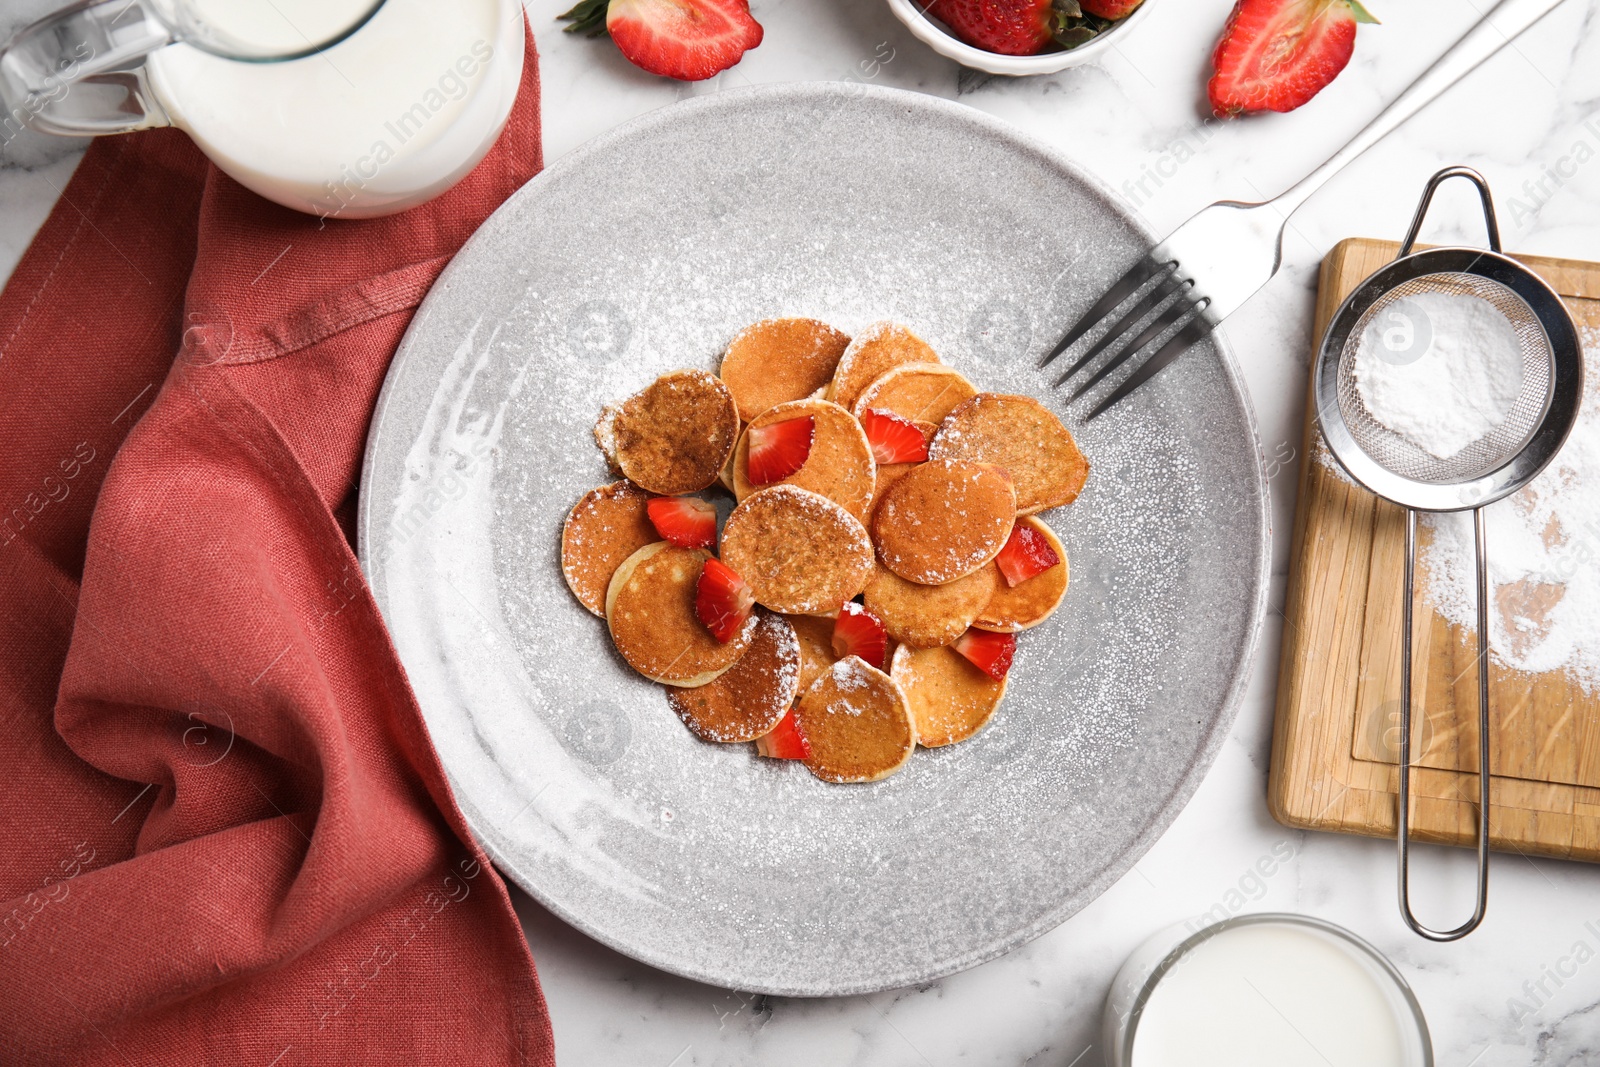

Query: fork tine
1039;256;1169;368
1084;304;1214;421
1053;272;1188;387
1065;290;1196;403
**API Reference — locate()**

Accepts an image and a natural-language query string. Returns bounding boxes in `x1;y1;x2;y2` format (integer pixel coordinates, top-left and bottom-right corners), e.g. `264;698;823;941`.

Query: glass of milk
0;0;524;218
1104;913;1433;1067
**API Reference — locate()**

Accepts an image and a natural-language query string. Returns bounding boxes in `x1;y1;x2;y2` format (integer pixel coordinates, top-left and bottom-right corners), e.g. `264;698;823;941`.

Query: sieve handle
1275;0;1570;218
1399;166;1502;256
1397;507;1491;942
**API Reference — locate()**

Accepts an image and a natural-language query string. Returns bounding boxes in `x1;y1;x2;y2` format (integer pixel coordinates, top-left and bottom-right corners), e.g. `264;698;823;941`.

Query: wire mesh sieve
1335;272;1554;485
1313;167;1583;943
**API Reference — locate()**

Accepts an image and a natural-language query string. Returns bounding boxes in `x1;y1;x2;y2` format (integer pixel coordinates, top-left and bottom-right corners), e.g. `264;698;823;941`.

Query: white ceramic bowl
886;0;1159;75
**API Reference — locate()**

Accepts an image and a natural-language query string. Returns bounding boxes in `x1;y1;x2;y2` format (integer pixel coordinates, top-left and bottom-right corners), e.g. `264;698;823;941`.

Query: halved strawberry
1208;0;1377;117
954;628;1016;680
831;602;887;671
755;708;811;760
598;0;764;82
994;522;1061;587
647;496;717;549
860;408;929;466
695;557;753;643
746;415;815;486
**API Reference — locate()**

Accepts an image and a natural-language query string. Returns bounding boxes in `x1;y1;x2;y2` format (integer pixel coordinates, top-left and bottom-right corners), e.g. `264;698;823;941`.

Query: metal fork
1047;0;1569;420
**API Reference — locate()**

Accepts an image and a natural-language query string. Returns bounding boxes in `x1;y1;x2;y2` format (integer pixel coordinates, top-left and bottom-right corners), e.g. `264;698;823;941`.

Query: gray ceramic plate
358;84;1269;997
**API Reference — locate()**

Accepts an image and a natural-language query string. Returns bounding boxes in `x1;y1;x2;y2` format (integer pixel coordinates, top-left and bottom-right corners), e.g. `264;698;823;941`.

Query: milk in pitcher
147;0;523;217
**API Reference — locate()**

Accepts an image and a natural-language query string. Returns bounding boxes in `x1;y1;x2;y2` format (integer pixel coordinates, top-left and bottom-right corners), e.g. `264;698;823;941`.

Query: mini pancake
720;485;874;615
794;657;917;783
869;461;919;523
667;611;800;742
718;430;740;492
720;318;851;420
863;560;1001;648
592;402;623;474
890;643;1006;748
732;398;875;520
561;482;658;616
829;321;940;412
975;516;1070;632
786;613;840;694
873;459;1017;585
612;370;740;495
930;393;1089;514
606;542;755;686
852;363;976;426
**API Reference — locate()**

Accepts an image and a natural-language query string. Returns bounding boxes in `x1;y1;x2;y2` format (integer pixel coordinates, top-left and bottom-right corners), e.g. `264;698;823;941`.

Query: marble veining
5;0;1600;1062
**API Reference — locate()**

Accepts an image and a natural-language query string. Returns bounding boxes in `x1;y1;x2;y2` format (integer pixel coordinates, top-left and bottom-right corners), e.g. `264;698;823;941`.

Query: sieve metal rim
1314;245;1583;513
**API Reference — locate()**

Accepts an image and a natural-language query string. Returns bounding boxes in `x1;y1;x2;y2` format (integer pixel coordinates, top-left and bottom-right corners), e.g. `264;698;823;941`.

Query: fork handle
1272;0;1569;217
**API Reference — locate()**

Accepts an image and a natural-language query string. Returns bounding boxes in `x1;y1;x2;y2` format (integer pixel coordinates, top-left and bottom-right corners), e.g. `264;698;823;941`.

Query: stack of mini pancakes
562;319;1087;784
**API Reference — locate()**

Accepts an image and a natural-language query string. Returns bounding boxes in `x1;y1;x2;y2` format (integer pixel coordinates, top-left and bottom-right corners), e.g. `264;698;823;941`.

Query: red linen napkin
0;22;555;1067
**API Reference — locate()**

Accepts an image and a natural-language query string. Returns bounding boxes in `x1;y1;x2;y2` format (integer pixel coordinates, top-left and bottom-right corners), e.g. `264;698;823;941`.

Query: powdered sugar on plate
358;84;1268;995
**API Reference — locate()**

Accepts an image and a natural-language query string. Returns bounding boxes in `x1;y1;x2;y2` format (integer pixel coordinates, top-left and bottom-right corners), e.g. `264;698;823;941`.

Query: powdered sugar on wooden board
1421;324;1600;690
1314;321;1600;692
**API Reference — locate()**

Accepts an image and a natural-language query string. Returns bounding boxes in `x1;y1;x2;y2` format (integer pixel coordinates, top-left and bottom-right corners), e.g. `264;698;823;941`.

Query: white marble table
5;0;1600;1062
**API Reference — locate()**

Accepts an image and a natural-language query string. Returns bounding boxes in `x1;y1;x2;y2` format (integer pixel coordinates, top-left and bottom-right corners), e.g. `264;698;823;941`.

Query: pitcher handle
0;0;174;139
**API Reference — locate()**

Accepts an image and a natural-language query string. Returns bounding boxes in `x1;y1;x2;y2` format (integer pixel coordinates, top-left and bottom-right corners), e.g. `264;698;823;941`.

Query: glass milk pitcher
0;0;525;218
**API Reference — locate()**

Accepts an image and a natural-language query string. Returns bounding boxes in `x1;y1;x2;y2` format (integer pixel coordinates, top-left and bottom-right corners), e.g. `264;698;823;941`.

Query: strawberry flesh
860;408;930;466
831;602;888;671
647;496;717;549
954;628;1016;680
994;522;1061;588
1208;0;1373;117
606;0;764;82
756;709;811;760
746;415;815;486
695;557;754;643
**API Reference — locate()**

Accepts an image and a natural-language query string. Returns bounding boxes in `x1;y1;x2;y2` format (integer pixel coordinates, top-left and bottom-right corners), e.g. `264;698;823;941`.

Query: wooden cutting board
1269;237;1600;861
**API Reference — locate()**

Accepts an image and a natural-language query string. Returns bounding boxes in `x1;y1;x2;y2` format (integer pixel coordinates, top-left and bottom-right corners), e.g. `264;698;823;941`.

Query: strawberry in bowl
889;0;1156;75
927;0;1142;56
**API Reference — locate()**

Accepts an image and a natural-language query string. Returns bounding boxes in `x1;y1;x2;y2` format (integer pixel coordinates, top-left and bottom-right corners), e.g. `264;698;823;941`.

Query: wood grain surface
1269;237;1600;861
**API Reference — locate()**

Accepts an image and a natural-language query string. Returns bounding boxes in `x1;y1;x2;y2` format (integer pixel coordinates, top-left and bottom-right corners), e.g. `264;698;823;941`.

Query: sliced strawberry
954;628;1017;680
1208;0;1377;118
647;496;717;549
994;522;1061;588
746;415;815;486
602;0;764;82
755;708;811;760
860;408;929;466
831;603;887;671
695;557;753;643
